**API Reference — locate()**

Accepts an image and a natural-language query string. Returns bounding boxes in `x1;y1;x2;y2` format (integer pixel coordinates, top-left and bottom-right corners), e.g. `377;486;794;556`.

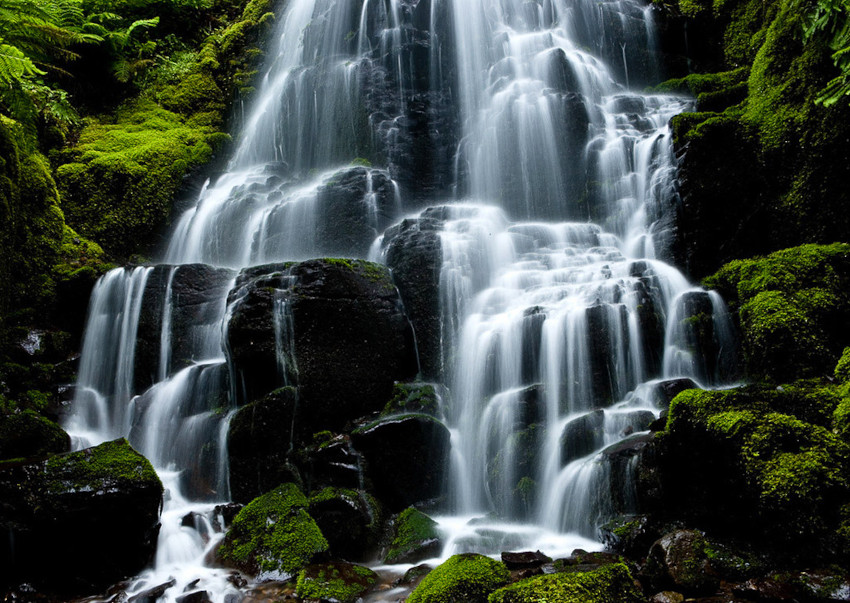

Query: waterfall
64;0;737;599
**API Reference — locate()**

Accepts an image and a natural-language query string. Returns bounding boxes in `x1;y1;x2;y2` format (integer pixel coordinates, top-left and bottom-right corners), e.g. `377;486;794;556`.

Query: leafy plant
803;0;850;106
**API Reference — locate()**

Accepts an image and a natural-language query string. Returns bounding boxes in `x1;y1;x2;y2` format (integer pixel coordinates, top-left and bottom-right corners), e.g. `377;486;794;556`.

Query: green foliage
488;563;643;603
384;507;441;564
803;0;850;106
407;554;511;603
295;563;378;603
218;483;329;577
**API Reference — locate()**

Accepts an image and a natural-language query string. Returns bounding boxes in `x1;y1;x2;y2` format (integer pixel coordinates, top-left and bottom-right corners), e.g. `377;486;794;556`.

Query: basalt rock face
226;258;418;432
0;439;163;595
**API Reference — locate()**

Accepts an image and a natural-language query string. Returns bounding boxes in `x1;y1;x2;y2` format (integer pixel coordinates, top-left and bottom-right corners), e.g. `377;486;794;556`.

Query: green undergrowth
217;482;329;576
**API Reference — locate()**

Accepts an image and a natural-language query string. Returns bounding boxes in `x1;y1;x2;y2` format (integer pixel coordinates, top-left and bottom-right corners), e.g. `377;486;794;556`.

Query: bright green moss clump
488;563;643;603
295;562;378;603
704;243;850;380
384;507;441;564
44;438;161;494
218;483;329;576
407;553;510;603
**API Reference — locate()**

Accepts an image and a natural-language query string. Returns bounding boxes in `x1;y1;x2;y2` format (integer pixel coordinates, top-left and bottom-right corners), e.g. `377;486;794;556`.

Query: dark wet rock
226;259;418;429
308;488;382;561
214;503;243;529
135;264;235;392
295;561;378;603
128;579;177;603
384;218;444;379
300;435;362;491
175;591;212;603
586;303;631;405
642;529;719;595
384;507;442;564
560;410;605;465
351;414;450;511
501;550;552;570
600;515;660;559
648;592;685;603
732;578;796;601
394;564;433;587
0;439;163;595
315;167;397;257
227;387;302;504
792;569;850;601
0;409;70;460
654;378;699;407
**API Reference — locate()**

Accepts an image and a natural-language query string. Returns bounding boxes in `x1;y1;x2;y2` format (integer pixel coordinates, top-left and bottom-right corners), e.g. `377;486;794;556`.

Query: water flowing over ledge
64;0;738;600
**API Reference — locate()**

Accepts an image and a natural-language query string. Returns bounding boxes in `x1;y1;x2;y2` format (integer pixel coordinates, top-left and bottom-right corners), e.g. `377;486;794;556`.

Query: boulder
384;218;444;379
351;414;450;511
407;553;510;603
308;488;382;561
226;259;418;429
560;410;605;465
0;409;70;460
488;562;643;603
217;483;328;577
295;562;378;603
501;551;552;570
0;438;163;595
384;507;442;564
642;529;718;594
227;387;302;504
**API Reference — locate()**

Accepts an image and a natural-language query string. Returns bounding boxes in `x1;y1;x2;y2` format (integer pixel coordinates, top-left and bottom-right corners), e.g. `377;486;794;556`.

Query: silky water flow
64;0;737;599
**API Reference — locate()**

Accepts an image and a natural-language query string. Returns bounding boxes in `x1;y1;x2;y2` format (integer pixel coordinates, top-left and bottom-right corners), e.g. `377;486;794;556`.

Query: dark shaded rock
301;435;362;492
315;167;397;257
648;592;684;603
226;259;418;430
351;415;450;511
227;387;302;504
560;410;605;465
0;439;163;595
394;564;433;587
0;410;70;460
175;591;212;603
135;264;235;392
128;579;176;603
500;550;552;570
601;515;660;559
308;488;382;561
642;529;719;595
384;507;442;564
214;503;243;529
586;303;631;405
295;562;378;603
384;219;444;379
732;577;796;601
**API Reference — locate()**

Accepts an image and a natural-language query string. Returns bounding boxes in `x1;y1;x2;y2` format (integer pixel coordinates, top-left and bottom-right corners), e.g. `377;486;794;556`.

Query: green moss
0;409;70;460
44;438;161;494
218;483;329;576
384;507;441;564
654;66;749;96
488;563;643;603
835;348;850;384
295;562;377;603
407;553;511;603
382;382;439;417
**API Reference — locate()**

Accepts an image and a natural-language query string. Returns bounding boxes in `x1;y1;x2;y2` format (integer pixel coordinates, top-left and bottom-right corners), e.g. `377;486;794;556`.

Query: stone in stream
0;438;163;596
384;507;442;564
500;550;552;570
308;487;382;562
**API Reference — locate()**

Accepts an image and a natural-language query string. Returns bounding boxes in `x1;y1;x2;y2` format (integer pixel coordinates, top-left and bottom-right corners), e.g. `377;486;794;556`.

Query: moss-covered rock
704;243;850;380
407;553;511;603
0;438;163;594
295;562;378;603
488;562;643;603
384;507;442;564
0;409;70;460
217;483;329;577
382;382;440;417
651;386;850;558
308;487;382;562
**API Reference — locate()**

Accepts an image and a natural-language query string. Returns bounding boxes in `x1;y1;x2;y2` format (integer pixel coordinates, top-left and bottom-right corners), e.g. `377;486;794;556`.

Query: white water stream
64;0;737;600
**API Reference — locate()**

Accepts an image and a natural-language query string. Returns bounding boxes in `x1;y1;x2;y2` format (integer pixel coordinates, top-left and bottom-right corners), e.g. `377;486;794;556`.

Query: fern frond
0;42;46;86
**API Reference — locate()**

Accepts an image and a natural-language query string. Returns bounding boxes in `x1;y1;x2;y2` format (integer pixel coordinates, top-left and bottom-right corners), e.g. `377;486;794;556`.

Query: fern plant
804;0;850;106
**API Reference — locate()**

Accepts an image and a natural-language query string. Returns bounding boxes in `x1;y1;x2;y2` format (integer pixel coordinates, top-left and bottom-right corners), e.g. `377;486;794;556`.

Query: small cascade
62;0;740;598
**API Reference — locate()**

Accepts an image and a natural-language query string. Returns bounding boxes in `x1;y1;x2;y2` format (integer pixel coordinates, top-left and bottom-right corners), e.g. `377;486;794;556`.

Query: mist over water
64;0;738;599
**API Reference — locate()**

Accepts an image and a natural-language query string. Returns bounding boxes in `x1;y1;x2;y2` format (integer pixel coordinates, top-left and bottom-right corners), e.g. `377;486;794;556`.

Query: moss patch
0;409;70;460
44;438;161;494
407;553;510;603
384;507;441;564
218;483;328;577
488;563;643;603
295;562;377;603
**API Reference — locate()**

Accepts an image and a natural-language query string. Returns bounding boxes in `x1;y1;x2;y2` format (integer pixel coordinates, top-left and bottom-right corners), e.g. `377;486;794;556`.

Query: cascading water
64;0;737;599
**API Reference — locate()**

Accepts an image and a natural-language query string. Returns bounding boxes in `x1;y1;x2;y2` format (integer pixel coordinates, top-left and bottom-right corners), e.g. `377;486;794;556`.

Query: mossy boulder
487;562;643;603
641;530;718;594
704;243;850;381
308;487;382;561
0;409;70;460
295;562;378;603
384;507;442;564
651;386;850;558
381;382;440;417
0;438;163;594
407;553;511;603
217;483;329;577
